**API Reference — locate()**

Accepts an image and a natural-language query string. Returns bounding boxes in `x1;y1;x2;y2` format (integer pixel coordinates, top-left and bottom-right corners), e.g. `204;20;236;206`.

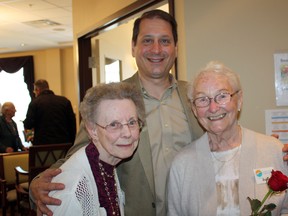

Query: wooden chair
0;151;29;216
14;143;73;215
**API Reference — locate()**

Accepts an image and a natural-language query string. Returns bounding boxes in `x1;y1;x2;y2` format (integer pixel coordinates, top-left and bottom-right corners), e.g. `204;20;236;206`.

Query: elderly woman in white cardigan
47;82;145;216
167;61;288;216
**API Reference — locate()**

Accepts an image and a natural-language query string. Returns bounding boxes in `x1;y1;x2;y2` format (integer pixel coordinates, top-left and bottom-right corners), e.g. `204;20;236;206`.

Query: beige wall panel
73;0;136;36
179;0;288;133
60;47;79;124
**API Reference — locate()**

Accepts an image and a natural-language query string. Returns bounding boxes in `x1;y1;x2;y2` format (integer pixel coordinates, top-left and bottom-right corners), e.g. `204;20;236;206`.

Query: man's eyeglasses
192;90;240;108
95;119;143;133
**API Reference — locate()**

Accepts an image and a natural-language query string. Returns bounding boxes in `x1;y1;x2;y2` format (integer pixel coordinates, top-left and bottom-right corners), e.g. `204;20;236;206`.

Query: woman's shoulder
52;146;91;185
50;152;97;200
242;127;283;148
48;167;100;215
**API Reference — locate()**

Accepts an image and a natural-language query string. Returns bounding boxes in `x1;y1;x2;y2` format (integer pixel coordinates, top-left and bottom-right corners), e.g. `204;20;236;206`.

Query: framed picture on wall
274;52;288;106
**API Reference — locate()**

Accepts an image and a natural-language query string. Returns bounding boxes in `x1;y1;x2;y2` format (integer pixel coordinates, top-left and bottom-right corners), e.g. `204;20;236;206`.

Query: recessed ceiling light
53;28;65;31
23;19;61;28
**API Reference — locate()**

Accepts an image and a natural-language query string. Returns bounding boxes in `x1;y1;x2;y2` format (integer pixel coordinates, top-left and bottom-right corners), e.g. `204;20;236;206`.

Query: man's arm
66;100;77;143
29;122;89;215
272;134;288;161
23;102;35;129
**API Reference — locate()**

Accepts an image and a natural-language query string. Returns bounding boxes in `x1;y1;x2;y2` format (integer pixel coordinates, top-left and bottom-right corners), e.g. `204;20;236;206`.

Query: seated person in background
46;82;145;215
0;102;27;153
167;61;288;215
24;79;76;145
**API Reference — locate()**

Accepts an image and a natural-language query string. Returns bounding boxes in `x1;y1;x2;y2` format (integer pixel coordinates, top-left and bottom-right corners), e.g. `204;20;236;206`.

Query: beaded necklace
98;161;120;216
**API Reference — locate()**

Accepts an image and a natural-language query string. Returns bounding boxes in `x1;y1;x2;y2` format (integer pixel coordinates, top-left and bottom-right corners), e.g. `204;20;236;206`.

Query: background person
23;79;76;145
29;9;203;216
46;82;145;216
0;102;27;153
167;61;288;215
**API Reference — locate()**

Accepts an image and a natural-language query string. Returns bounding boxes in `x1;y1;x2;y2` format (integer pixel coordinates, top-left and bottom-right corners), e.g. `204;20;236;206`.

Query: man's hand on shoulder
30;168;64;216
282;144;288;161
271;134;288;162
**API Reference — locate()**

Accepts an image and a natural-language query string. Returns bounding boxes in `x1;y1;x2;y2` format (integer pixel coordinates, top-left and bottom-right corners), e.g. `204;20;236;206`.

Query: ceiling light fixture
23;19;61;28
53;28;65;31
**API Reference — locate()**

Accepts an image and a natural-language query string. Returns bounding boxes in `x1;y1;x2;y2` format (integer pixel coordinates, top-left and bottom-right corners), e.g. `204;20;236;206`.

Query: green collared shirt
141;75;192;216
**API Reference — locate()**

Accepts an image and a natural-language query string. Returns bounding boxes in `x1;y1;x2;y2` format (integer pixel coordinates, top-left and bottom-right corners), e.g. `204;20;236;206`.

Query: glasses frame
95;119;143;133
193;90;240;108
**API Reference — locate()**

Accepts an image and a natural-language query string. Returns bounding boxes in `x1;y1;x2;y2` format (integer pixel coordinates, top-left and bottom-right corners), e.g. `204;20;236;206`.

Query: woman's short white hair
187;61;242;101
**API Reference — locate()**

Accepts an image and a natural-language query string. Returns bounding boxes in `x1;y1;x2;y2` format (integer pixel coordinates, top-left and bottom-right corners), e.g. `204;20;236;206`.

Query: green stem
255;189;274;213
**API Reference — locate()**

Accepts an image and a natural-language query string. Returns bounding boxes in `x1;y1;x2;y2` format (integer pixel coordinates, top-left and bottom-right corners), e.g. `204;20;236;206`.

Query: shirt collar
139;73;178;97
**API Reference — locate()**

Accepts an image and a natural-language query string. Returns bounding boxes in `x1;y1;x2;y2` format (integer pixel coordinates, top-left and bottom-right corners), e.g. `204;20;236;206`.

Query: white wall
93;20;136;84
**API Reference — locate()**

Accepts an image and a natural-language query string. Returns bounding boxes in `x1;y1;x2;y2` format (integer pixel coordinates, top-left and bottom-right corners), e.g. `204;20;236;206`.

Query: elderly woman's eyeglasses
95;119;143;133
192;90;240;108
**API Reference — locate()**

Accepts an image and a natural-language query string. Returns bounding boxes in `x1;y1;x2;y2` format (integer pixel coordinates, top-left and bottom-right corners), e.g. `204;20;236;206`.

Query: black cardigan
0;115;24;153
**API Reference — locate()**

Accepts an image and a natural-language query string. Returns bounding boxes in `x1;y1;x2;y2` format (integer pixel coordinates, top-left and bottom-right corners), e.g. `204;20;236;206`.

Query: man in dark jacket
24;79;76;145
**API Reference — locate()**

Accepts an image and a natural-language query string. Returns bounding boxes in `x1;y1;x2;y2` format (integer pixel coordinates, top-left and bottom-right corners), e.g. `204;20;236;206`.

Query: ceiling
0;0;73;54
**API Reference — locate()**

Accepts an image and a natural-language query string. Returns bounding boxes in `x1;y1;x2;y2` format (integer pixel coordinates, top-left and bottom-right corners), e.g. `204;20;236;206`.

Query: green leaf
264;203;276;211
247;197;261;211
262;210;272;216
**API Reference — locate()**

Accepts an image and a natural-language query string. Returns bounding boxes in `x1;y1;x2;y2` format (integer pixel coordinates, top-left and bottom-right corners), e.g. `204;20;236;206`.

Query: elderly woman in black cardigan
0;102;27;153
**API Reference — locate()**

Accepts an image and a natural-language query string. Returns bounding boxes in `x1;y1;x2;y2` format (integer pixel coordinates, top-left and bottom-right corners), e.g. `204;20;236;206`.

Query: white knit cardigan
47;146;125;216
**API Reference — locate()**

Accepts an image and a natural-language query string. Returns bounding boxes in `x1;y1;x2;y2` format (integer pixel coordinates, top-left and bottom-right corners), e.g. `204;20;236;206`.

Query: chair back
28;143;73;182
0;152;29;186
0;152;29;216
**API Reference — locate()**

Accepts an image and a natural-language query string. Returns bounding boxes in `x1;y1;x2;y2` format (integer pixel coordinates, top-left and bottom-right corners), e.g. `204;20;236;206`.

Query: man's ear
175;43;178;58
131;41;136;57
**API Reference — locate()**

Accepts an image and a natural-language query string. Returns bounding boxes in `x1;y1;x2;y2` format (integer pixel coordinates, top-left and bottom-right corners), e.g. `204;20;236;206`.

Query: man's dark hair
34;79;49;91
132;9;178;45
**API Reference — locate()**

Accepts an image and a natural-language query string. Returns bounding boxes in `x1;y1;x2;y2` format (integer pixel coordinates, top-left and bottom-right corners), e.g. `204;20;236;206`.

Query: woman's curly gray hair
80;82;145;129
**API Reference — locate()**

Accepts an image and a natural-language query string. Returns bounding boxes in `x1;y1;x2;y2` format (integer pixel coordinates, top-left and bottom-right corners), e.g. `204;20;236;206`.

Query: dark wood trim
168;0;175;17
78;37;92;102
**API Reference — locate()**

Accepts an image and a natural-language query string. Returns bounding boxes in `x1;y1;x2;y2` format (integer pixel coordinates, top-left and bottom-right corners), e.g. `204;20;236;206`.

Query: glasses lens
105;119;143;133
106;122;122;132
128;119;138;127
215;93;231;105
128;119;143;130
194;97;209;107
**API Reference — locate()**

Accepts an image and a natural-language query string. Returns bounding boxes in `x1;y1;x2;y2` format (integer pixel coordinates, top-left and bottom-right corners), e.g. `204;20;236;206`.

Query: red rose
268;170;288;192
